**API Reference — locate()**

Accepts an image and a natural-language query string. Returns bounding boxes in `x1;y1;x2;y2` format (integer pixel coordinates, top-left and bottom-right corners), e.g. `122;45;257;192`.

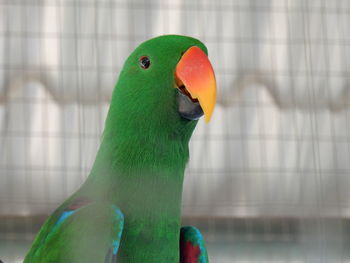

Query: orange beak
175;46;216;123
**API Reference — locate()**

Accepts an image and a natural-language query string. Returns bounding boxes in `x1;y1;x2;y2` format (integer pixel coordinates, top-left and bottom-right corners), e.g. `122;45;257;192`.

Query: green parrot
24;35;216;263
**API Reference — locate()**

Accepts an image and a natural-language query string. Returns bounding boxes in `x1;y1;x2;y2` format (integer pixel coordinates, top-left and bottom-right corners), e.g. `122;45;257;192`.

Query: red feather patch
180;241;200;263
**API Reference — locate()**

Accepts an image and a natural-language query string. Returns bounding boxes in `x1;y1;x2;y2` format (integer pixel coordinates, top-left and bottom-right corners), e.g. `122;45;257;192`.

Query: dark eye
139;56;151;69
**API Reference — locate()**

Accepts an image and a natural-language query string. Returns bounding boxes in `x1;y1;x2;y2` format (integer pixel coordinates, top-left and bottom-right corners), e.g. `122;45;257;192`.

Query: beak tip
204;113;212;123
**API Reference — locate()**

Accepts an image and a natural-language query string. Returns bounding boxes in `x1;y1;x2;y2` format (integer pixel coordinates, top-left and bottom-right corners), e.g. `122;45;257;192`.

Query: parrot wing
180;226;209;263
24;197;124;263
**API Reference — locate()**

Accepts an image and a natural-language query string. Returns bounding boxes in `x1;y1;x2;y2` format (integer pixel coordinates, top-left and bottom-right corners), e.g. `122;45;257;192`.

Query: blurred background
1;0;350;262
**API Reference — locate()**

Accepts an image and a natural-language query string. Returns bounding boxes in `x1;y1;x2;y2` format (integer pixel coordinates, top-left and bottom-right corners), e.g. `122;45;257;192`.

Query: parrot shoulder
24;197;124;263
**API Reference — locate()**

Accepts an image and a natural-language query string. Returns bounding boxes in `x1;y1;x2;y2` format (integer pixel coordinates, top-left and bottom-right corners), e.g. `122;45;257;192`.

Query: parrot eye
139;56;151;69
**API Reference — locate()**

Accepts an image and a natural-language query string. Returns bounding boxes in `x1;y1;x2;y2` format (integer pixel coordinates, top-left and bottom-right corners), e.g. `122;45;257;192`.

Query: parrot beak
175;46;216;123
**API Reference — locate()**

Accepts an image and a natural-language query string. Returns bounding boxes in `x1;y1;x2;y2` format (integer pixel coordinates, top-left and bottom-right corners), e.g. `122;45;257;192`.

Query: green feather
25;202;123;262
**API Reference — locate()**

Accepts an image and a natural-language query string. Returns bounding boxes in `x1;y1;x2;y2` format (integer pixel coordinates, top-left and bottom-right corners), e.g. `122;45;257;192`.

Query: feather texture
24;35;210;263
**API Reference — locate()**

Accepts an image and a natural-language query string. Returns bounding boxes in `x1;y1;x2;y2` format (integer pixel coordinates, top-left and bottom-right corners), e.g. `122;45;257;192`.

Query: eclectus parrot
24;35;216;263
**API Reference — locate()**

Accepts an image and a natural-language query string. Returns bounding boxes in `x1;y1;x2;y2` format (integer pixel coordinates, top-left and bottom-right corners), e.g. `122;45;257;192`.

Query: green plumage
24;35;209;263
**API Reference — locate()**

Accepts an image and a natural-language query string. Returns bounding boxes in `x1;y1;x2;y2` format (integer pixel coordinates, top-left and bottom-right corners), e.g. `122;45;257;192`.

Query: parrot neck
85;107;197;212
84;118;195;261
83;102;197;262
89;118;193;182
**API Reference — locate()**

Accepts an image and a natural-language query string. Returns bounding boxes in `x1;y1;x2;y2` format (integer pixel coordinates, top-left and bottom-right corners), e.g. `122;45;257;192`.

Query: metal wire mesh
1;0;350;262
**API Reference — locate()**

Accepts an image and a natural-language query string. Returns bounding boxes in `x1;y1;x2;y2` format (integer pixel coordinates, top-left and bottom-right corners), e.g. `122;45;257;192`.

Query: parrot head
110;35;216;140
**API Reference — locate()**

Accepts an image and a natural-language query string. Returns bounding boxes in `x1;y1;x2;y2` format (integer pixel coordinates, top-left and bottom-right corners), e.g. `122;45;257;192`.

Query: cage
1;0;350;262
